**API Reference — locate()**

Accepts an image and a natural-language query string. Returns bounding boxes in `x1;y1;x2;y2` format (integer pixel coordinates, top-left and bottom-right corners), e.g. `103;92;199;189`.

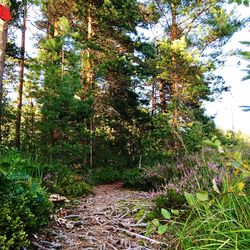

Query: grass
168;192;250;249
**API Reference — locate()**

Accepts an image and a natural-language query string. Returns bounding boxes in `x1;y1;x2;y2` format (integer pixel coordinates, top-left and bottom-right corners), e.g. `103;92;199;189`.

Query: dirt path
33;182;168;250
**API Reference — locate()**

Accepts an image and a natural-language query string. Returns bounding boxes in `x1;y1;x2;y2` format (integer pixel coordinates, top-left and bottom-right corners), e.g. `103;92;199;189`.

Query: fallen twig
116;227;168;246
31;241;48;250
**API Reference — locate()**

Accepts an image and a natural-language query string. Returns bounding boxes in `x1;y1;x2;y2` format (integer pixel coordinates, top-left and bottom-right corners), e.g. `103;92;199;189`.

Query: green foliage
122;168;150;190
90;166;123;185
147;137;250;248
0;203;29;250
175;192;250;249
240;41;250;81
229;0;249;6
122;166;169;191
155;189;186;210
0;151;53;248
1;150;93;197
45;173;93;198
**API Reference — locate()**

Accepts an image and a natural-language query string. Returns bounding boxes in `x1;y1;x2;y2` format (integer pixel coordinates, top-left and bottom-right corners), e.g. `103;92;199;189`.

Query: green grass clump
175;193;250;249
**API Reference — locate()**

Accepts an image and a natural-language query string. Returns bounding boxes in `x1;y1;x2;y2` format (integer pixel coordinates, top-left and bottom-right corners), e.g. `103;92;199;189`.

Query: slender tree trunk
170;5;179;128
0;6;9;144
81;0;94;166
15;2;27;149
158;79;166;113
86;0;93;90
151;82;156;115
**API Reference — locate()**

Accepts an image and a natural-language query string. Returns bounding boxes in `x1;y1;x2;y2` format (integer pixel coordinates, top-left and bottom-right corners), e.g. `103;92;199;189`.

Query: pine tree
148;0;242;127
15;0;27;149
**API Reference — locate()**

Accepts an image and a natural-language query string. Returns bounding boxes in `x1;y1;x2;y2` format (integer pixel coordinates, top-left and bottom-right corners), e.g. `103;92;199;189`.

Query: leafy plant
149;138;250;248
0;152;53;248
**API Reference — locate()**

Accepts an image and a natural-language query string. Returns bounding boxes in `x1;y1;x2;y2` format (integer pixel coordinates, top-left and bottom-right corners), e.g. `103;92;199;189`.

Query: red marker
0;4;12;21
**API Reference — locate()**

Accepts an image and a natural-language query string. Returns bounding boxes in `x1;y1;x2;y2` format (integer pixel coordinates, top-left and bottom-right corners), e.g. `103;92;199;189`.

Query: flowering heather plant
43;173;52;181
159;153;229;195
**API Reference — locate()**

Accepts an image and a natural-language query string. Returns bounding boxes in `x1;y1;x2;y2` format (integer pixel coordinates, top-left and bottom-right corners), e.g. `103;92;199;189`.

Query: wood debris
35;183;168;249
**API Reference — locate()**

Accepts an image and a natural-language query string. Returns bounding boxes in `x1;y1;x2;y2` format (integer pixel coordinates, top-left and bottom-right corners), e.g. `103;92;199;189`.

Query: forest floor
32;182;170;250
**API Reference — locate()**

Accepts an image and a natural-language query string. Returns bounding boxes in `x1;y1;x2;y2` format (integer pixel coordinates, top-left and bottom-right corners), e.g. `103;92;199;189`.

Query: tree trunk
151;82;156;115
0;5;9;144
158;79;166;113
86;0;93;90
15;2;27;149
81;0;94;166
170;5;179;128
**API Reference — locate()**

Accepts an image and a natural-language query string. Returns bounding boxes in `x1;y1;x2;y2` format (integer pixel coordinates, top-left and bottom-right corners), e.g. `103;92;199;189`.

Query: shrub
90;166;124;185
44;174;93;197
122;165;172;191
150;139;250;249
0;151;53;248
0;203;30;250
155;189;186;210
122;168;150;190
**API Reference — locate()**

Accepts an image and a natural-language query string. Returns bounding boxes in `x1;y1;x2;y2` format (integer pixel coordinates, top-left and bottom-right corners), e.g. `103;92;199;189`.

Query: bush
0;151;53;248
0;150;93;198
90;166;123;185
0;203;29;250
45;174;93;197
150;140;250;249
122;165;171;191
155;189;186;210
122;168;150;190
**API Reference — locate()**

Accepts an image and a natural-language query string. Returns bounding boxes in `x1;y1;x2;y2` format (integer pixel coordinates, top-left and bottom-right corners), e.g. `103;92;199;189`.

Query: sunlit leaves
184;192;196;206
228;0;249;6
161;208;171;219
158;224;168;235
196;192;209;201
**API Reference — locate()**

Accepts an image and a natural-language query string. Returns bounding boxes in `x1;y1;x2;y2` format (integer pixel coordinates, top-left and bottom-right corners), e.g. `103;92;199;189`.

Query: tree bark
86;0;93;90
81;0;94;166
15;2;27;149
0;5;9;144
170;5;179;128
151;82;156;115
158;79;166;113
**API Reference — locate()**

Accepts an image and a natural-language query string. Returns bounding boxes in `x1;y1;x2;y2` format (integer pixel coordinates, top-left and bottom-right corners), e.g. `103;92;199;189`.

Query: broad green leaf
152;219;160;227
161;208;171;219
184;192;196;206
171;209;179;216
196;192;209;201
203;139;215;148
211;136;217;142
158;224;168;235
7;172;30;180
214;139;221;147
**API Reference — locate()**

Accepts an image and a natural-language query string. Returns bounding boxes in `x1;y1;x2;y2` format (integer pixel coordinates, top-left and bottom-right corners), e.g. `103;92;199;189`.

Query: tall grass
175;193;250;249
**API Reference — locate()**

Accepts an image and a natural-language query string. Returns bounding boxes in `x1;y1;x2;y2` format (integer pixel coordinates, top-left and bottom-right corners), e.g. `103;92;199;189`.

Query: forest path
34;182;168;250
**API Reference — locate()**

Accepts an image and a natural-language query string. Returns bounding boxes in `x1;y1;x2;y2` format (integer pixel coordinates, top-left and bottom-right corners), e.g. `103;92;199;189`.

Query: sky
204;5;250;134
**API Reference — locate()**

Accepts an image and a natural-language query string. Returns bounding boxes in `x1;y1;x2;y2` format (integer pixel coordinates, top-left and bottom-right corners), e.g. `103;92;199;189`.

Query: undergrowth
137;136;250;249
0;151;53;249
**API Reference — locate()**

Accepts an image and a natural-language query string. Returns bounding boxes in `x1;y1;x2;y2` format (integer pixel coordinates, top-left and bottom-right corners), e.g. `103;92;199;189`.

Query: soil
33;182;169;250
